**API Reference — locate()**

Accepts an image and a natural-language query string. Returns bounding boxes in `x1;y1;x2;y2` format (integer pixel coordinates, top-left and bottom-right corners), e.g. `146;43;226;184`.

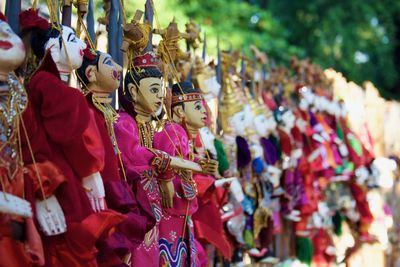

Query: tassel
332;210;344;236
214;139;230;176
260;137;279;165
295;236;314;266
236;136;251;168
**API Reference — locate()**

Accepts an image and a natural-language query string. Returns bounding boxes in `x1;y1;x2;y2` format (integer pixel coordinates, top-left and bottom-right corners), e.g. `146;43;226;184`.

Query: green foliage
95;0;400;99
177;0;303;62
267;0;400;99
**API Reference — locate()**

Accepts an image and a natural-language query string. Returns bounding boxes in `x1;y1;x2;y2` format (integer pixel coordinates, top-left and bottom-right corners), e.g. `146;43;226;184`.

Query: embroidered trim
171;93;203;105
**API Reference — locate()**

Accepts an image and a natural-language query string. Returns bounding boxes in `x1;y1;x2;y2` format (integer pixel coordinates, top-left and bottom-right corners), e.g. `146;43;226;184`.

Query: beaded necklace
0;74;27;181
136;117;155;149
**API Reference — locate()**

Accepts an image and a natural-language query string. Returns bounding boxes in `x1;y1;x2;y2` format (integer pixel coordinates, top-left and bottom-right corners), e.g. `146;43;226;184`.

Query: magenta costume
114;111;162;266
154;122;199;267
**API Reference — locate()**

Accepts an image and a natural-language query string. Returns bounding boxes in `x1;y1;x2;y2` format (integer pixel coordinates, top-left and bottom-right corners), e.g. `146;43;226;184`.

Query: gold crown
244;86;264;117
219;77;244;133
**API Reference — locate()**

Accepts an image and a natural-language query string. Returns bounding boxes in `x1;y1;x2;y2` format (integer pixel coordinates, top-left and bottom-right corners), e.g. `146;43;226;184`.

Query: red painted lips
0;40;12;50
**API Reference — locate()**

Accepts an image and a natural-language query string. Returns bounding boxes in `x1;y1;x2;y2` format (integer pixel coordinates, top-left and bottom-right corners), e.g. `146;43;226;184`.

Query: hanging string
76;11;83;38
148;0;197;156
148;2;198;235
126;66;184;158
181;201;191;241
32;0;39;10
91;95;128;182
17;97;48;210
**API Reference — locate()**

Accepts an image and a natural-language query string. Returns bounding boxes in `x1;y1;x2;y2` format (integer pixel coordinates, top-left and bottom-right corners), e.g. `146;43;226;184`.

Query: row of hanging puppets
0;1;390;267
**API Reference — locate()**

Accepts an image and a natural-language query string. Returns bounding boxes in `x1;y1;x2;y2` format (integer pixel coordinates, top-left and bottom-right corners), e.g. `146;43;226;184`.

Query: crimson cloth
21;53;123;266
277;129;293;156
192;174;233;260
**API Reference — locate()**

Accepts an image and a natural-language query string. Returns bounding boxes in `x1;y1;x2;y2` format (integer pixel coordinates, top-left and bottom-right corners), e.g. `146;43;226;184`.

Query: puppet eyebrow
102;56;110;64
150;83;160;87
67;32;73;41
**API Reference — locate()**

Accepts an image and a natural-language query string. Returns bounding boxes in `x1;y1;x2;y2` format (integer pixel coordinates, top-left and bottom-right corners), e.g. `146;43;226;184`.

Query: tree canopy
98;0;400;99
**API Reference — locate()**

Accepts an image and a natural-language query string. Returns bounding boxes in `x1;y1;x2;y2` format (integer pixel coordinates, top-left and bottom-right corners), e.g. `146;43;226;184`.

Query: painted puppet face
183;100;207;131
46;26;86;72
229;109;246;136
134;77;164;115
253;114;269;136
87;52;122;93
281;110;295;129
0;20;25;74
243;104;254;131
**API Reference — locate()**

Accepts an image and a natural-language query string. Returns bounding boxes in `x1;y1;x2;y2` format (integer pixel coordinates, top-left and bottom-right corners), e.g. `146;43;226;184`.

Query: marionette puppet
19;9;123;266
0;12;45;267
274;107;303;222
152;81;208;266
241;88;280;263
192;55;221;131
190;55;235;263
217;75;252;264
194;126;234;264
115;52;179;266
334;102;375;242
76;49;157;265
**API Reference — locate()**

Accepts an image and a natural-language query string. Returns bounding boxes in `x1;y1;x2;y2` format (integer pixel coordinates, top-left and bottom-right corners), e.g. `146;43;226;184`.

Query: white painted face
281;110;295;129
254;114;269;136
0;20;25;74
203;75;221;98
299;98;309;111
199;127;217;155
266;115;277;133
229;109;246;136
320;97;330;112
46;26;86;72
301;87;315;105
330;101;336;114
243;104;254;129
296;117;307;132
313;96;321;111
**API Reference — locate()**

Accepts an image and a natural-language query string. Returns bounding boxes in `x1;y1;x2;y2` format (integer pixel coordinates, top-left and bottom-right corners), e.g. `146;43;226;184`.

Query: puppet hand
0;191;32;218
214;177;236;188
35;195;67;236
158;180;175;209
82;172;105;212
199;158;219;176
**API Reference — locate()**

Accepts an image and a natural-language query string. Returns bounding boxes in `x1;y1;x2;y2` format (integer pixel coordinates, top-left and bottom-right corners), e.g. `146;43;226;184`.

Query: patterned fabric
154;122;199;266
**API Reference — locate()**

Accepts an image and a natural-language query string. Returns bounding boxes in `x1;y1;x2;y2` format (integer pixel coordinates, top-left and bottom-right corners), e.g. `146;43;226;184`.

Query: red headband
133;52;159;68
171;92;203;105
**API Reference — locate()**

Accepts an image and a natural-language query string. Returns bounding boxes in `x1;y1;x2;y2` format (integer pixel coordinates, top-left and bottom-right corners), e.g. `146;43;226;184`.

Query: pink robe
114;111;163;267
154;122;199;267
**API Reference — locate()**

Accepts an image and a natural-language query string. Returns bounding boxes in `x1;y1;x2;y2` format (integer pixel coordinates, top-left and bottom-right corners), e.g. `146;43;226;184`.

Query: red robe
21;53;123;267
